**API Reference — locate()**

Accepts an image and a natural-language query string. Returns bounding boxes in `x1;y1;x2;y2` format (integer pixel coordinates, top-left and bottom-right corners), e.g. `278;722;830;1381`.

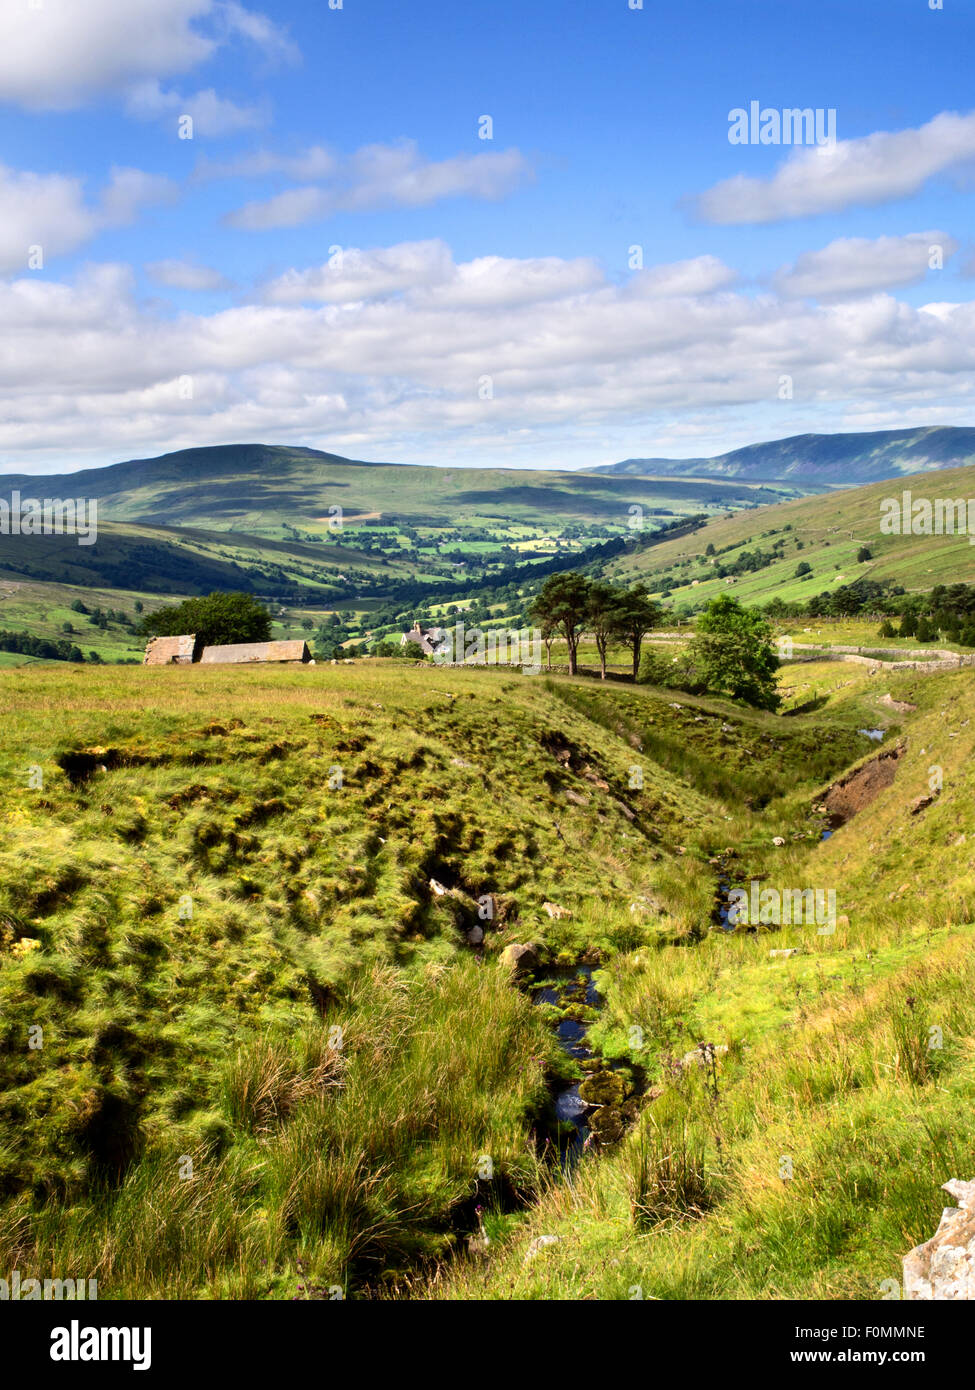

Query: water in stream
532;966;600;1164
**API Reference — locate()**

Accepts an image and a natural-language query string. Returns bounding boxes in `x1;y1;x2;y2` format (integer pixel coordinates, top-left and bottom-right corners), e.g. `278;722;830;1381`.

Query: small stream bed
531;964;646;1167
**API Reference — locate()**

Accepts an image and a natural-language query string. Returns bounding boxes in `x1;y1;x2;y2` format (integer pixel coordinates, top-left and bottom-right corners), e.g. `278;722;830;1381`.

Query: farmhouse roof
144;634;198;665
400;623;447;657
199;639;311;665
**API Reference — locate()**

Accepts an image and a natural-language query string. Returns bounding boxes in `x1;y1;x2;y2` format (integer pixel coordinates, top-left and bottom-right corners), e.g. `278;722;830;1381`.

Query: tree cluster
639;594;780;711
529;574;662;678
139;592;272;648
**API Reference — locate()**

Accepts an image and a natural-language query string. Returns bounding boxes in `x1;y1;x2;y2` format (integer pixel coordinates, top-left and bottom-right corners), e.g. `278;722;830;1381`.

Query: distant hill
597;426;975;486
3;432;972;623
0;443;804;535
0;444;806;612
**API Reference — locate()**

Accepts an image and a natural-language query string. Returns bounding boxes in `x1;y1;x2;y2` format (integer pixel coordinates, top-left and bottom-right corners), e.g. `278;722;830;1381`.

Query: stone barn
144;634;200;665
198;639;312;665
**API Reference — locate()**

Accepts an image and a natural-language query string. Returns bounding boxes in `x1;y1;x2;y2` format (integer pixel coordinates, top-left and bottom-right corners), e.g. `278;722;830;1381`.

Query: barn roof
144;634;198;665
199;639;310;665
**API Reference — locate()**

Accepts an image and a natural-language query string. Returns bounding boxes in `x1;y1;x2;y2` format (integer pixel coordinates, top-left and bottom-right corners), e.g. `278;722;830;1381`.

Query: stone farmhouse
143;634;202;665
399;623;449;657
144;635;311;666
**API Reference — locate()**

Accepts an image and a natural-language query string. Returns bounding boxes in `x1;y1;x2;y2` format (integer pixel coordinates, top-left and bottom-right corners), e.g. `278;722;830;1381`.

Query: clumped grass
0;959;559;1296
626;1116;716;1229
416;666;975;1300
222;1029;344;1135
3;657;975;1299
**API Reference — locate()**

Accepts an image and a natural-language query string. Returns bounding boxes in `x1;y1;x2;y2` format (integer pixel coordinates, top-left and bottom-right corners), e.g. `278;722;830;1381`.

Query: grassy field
0;517;415;606
0;657;730;1296
2;653;972;1299
423;661;975;1300
607;462;975;608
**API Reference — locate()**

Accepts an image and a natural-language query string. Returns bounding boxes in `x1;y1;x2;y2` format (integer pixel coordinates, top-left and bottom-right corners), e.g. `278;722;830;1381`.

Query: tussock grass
3;657;975;1298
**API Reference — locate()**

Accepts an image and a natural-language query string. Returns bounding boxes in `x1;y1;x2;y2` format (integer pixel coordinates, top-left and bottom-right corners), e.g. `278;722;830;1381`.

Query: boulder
499;943;539;976
543;902;572;920
909;794;936;815
588;1106;625;1143
904;1180;975;1299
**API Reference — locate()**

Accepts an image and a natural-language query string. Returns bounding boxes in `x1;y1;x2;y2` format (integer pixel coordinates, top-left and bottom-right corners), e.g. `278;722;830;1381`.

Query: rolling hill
0;443;804;537
1;436;974;656
607;462;975;608
0;444;808;625
597;425;975;486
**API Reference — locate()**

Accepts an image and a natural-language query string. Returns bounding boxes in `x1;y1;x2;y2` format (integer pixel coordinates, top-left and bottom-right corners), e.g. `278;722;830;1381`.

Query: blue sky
3;0;975;473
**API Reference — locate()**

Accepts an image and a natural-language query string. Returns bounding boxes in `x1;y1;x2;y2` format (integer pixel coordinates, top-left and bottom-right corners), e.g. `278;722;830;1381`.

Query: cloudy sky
4;0;975;474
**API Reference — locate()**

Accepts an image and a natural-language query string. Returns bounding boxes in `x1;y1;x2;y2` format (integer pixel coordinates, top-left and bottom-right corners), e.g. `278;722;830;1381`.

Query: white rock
904;1179;975;1299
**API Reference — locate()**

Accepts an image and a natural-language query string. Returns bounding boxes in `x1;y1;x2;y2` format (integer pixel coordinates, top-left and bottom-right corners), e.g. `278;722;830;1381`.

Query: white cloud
195;146;339;182
630;255;739;298
3;241;975;469
0;0;294;118
261;242;603;308
146;259;232;291
124;80;265;136
215;0;299;61
427;254;605;309
100;167;179;225
774;232;959;299
0;168;97;272
0;164;177;273
695;110;975;223
224;140;533;228
262;241;455;304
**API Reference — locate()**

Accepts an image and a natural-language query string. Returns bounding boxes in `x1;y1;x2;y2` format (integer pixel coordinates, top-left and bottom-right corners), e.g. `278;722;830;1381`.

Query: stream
531;965;647;1168
533;965;600;1164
